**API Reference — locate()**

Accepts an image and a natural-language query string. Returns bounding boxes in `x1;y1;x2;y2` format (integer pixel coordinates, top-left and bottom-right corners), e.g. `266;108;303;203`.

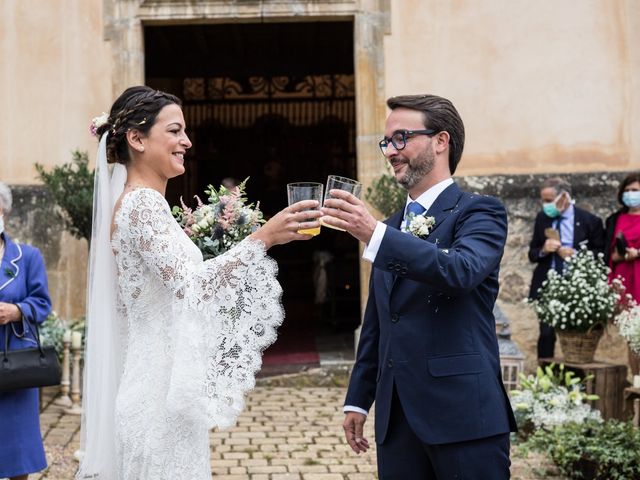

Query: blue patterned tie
404;201;426;232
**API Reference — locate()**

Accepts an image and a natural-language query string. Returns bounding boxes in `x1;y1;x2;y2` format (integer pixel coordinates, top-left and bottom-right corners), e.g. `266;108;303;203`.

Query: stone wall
457;171;630;373
5;185;87;321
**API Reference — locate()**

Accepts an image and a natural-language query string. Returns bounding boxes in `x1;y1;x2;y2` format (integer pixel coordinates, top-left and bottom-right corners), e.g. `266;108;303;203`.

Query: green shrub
35;150;94;242
524;419;640;480
364;172;405;217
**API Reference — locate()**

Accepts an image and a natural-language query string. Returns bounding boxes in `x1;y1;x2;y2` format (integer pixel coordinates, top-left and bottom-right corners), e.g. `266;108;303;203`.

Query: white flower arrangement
615;302;640;354
529;246;623;333
89;112;110;137
407;214;436;239
510;364;601;432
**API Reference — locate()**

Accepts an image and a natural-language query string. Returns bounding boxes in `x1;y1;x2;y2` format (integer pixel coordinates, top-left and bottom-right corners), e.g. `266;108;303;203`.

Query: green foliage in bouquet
35;150;94;242
364;172;405;217
172;178;265;260
530;247;623;333
524;419;640;480
510;363;600;436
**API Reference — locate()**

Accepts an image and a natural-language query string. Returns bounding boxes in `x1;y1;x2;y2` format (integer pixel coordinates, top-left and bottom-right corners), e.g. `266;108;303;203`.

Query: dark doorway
145;22;359;370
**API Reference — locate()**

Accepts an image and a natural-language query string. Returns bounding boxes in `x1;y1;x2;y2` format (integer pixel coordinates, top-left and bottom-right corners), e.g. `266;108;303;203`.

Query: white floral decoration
89;112;110;137
528;246;623;332
407;213;435;239
510;366;602;431
615;302;640;354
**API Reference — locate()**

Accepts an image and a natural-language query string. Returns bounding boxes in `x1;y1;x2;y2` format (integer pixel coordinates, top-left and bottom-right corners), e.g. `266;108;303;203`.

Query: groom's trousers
376;387;511;480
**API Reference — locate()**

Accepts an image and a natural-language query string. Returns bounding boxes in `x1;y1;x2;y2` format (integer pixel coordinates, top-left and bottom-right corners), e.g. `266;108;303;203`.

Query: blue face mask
622;191;640;208
542;202;560;218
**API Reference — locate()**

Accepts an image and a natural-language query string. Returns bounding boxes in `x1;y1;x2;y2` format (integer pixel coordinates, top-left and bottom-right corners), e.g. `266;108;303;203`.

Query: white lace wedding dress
110;187;283;479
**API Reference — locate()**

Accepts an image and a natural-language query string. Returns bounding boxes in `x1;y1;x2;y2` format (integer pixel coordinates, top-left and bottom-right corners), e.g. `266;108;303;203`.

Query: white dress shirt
344;178;454;416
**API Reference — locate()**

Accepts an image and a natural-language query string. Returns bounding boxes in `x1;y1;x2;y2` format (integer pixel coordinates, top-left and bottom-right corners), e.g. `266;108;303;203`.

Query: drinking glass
286;182;323;236
320;175;362;231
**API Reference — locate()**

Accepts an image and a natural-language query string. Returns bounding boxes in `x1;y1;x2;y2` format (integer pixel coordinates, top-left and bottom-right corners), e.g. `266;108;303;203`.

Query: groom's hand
343;412;370;454
321;190;377;244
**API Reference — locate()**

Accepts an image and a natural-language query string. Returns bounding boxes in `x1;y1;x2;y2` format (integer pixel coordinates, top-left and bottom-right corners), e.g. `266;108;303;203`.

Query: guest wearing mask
0;181;52;480
605;172;640;376
528;177;605;359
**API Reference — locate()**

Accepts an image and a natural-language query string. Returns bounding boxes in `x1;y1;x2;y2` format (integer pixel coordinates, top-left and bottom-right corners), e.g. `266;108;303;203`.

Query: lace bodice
110;188;283;479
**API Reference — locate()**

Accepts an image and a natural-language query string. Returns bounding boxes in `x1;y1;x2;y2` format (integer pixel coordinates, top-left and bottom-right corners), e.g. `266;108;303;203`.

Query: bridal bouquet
172;179;265;259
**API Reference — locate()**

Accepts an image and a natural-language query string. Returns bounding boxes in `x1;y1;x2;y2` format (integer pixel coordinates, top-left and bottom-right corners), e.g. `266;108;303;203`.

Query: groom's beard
397;147;435;190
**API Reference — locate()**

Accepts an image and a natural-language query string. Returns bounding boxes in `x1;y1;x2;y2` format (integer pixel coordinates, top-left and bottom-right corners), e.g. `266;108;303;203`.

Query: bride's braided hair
96;86;182;164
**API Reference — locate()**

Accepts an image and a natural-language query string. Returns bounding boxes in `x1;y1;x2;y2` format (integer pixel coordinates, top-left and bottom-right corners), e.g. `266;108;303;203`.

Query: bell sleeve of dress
123;188;283;429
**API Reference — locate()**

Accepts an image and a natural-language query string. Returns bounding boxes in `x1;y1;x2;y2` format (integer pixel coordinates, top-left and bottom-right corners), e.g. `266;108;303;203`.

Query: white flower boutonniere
407;214;436;239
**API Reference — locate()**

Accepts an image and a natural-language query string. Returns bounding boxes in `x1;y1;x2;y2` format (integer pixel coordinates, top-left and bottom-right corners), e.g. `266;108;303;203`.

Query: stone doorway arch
103;0;390;349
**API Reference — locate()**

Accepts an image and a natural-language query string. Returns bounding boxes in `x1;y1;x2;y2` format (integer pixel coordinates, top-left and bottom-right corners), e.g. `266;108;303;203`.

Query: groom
322;94;517;479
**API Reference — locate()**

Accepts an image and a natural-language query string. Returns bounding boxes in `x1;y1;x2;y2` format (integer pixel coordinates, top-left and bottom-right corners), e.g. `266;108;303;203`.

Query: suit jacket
527;207;605;299
603;209;623;266
345;183;517;445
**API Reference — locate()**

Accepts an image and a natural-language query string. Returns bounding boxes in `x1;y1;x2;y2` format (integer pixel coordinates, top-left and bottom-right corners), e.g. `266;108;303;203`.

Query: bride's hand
250;200;322;250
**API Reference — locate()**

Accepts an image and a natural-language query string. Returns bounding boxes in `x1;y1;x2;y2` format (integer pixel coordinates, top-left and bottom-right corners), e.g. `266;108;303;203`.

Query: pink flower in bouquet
172;179;265;259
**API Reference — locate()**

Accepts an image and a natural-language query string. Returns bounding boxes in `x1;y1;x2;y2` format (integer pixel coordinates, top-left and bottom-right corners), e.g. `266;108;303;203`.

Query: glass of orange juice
320;175;362;231
286;182;323;236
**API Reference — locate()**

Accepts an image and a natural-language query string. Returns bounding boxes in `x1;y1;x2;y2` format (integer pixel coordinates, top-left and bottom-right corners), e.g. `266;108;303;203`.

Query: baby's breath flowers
615;302;640;354
529;247;623;333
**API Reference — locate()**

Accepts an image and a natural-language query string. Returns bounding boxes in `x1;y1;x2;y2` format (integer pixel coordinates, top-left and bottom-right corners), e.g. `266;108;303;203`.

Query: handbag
0;304;62;393
616;232;629;257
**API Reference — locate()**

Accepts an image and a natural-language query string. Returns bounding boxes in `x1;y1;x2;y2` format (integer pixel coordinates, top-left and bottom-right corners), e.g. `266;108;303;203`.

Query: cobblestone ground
33;386;565;480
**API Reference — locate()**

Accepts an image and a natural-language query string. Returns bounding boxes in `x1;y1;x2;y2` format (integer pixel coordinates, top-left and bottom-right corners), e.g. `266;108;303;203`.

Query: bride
76;86;321;479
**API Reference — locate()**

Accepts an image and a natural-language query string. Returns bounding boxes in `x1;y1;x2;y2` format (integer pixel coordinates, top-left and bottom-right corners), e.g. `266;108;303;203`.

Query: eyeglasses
379;129;437;154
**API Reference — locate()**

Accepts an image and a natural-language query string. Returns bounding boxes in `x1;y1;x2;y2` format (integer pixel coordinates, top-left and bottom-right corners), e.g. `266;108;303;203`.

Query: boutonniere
4;266;16;278
407;214;436;239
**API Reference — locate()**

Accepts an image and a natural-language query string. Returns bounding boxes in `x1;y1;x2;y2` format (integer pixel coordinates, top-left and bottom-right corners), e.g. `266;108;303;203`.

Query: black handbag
616;232;629;256
0;305;62;393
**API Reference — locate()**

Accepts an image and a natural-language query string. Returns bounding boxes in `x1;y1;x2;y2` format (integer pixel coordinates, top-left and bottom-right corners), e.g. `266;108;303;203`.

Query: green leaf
35;150;94;242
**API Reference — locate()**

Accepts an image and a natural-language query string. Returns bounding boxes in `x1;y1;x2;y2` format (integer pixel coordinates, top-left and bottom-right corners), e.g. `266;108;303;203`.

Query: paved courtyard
33;379;564;480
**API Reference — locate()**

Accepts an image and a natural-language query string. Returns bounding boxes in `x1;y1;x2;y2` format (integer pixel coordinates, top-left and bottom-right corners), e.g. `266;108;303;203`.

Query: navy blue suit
345;183;516;478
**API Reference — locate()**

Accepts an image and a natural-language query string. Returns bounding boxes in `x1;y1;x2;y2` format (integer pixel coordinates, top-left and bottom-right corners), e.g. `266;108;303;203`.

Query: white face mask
0;216;4;235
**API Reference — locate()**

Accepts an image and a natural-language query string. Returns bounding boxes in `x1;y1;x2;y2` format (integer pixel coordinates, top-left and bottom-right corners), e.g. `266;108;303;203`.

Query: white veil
76;133;127;479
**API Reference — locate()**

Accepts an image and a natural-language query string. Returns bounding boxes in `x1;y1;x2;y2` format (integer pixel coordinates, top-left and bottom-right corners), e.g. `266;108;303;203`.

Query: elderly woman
0;182;52;480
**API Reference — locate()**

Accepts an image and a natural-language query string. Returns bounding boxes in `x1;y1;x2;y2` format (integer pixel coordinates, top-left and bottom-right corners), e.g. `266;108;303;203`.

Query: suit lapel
384;183;463;294
422;183;463;242
573;208;586;248
0;234;22;292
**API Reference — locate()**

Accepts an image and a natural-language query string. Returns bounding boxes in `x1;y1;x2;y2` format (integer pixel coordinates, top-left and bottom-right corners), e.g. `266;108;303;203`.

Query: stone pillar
352;0;391;346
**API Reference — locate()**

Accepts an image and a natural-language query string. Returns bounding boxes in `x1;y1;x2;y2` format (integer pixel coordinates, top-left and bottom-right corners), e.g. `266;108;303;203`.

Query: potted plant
524;419;640;479
530;247;624;363
510;363;600;438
